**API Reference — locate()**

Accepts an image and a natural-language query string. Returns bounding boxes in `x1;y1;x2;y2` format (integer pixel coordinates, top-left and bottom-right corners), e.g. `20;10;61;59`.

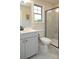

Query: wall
20;0;59;37
32;0;57;37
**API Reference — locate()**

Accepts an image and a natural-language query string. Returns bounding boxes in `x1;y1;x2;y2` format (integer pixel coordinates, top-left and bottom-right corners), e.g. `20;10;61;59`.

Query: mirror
20;1;33;28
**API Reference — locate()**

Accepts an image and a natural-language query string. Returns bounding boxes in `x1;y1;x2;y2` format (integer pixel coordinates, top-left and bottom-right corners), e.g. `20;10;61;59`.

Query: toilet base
40;37;51;53
43;45;48;53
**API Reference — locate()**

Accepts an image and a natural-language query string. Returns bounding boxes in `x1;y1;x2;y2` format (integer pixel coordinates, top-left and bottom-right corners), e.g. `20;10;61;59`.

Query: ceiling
33;0;59;5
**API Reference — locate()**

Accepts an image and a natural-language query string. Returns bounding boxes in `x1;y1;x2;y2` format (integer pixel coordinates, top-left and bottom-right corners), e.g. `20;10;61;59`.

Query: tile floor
30;43;59;59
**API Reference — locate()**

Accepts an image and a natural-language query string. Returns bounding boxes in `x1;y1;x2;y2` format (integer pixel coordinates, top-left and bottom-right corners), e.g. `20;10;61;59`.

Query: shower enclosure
45;7;59;48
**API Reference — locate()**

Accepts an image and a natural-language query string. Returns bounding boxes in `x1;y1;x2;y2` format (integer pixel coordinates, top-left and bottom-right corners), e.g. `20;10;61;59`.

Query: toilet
40;37;51;53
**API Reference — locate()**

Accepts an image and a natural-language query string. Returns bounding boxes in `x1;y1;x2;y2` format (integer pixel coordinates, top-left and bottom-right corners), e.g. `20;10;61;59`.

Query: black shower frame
45;7;59;48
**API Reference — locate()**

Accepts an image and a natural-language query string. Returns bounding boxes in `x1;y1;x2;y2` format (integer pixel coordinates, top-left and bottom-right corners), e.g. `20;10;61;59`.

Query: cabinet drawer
20;32;38;39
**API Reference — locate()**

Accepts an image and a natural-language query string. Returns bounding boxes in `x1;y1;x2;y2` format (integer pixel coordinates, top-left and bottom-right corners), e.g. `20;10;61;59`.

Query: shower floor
51;39;58;47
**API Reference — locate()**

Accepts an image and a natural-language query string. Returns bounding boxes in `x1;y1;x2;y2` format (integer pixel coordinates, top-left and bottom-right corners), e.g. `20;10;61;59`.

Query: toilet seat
40;37;51;45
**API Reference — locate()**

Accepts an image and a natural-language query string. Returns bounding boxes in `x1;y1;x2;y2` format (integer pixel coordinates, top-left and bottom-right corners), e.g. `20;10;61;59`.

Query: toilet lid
40;37;51;44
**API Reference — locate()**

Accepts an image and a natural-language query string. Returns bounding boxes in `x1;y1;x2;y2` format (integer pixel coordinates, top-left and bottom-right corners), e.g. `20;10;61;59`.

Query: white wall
20;0;59;37
32;0;56;37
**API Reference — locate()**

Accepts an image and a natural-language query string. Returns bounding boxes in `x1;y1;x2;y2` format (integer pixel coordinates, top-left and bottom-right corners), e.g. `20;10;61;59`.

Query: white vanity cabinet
20;32;38;59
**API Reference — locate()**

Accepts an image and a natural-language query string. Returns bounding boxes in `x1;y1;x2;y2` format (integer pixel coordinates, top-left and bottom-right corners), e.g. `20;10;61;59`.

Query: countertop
20;28;40;34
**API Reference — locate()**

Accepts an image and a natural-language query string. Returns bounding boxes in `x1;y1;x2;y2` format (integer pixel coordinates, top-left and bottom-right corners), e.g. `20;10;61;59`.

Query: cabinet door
24;39;30;58
20;40;25;59
25;37;38;58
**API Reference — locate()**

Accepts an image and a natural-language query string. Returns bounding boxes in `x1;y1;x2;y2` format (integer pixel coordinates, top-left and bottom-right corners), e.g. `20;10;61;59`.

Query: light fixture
20;0;31;6
55;8;59;12
22;0;31;3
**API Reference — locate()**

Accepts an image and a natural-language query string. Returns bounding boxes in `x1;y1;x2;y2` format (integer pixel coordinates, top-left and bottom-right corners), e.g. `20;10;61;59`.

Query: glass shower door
46;8;59;47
